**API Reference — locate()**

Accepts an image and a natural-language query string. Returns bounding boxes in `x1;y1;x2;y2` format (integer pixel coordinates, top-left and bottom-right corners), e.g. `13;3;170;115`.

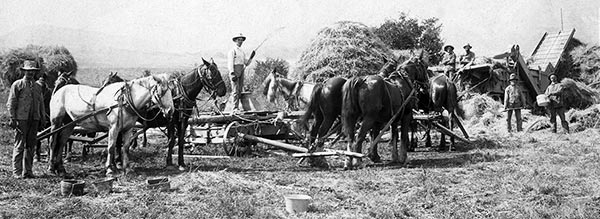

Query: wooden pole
238;133;308;153
431;122;469;143
452;112;469;139
37;106;116;140
292;149;364;158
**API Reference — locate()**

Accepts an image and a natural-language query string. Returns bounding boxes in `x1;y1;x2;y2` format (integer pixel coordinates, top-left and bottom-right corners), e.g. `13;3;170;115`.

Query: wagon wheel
222;122;254;156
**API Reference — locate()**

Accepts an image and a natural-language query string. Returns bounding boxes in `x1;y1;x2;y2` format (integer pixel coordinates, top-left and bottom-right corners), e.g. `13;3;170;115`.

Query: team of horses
41;58;226;176
263;51;463;169
40;50;461;176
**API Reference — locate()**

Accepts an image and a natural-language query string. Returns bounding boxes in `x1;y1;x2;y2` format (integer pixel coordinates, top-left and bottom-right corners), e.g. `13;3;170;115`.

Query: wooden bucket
284;194;311;213
61;180;85;197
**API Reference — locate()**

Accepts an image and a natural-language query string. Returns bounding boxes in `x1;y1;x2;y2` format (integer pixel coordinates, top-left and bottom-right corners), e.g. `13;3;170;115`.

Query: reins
119;81;164;122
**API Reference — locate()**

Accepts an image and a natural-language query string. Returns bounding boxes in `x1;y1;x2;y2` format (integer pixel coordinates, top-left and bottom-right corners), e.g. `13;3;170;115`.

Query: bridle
197;65;224;99
120;79;172;121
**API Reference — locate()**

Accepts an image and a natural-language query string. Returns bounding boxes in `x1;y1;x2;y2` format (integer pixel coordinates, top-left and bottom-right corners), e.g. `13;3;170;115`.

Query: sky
0;0;599;57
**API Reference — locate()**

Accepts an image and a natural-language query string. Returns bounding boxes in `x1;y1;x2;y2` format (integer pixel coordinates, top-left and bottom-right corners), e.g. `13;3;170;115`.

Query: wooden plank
292;149;364;158
431;122;469;143
452;113;470;139
238;133;308;153
175;154;231;159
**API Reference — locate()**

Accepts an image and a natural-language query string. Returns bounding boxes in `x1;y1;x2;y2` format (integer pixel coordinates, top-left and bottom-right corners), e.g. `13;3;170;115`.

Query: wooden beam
238;133;308;153
431;122;469;143
292;149;364;158
452;113;470;140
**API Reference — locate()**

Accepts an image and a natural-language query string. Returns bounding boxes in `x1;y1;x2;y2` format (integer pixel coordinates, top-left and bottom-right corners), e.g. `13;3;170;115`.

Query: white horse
262;69;315;111
48;74;175;176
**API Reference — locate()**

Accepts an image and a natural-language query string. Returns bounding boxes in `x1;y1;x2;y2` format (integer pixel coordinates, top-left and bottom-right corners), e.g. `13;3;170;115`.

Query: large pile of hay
293;21;393;82
559;78;600;109
570;45;600;87
0;45;77;88
460;93;503;126
566;104;600;132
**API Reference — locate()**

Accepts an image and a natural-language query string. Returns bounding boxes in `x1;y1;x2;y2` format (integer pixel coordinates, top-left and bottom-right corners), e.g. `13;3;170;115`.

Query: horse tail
342;77;363;133
299;83;323;130
447;80;465;119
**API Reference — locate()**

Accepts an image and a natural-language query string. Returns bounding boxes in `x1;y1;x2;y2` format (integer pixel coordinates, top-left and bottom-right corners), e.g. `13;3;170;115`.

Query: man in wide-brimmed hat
7;60;46;178
459;43;475;67
227;33;256;112
545;73;569;133
441;44;456;78
504;73;526;132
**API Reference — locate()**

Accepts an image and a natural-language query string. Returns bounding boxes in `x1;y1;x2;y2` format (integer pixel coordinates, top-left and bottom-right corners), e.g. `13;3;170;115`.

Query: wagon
183;93;364;159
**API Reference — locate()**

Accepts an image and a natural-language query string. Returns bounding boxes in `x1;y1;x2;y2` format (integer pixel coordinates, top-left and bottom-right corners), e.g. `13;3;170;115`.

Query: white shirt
227;46;251;73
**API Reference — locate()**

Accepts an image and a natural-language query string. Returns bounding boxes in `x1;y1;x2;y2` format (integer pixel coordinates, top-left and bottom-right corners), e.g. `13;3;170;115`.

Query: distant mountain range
0;25;302;69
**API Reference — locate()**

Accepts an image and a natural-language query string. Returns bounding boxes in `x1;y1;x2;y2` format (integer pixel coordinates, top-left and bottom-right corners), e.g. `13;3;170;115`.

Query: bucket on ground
537;94;550;107
146;177;170;192
284;194;311;214
93;177;115;193
61;180;86;197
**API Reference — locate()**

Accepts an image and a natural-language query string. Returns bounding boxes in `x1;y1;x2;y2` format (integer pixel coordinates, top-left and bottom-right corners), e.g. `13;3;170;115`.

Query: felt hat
20;60;40;71
232;33;246;42
443;45;454;52
509;73;518;81
548;73;558;80
463;44;472;49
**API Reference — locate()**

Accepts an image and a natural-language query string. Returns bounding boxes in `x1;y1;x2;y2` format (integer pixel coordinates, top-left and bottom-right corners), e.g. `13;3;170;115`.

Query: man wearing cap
459;44;475;68
504;73;526;132
441;45;456;79
7;60;46;178
227;33;256;112
545;74;569;133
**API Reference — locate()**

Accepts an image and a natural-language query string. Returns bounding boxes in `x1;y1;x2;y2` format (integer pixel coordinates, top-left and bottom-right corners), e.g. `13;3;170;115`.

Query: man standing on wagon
545;73;569;133
7;60;46;178
504;73;526;132
228;33;256;112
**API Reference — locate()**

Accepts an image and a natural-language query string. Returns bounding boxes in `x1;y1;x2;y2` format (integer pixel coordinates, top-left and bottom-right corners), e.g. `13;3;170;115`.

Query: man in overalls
227;33;256;112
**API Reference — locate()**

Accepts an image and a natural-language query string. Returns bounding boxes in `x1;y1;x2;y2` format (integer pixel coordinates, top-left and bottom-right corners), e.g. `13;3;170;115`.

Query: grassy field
1;82;600;218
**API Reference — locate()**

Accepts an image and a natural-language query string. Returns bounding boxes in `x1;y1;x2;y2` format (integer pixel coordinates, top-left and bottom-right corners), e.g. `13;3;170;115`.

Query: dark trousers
506;109;522;132
231;64;245;110
548;107;569;133
12;119;39;176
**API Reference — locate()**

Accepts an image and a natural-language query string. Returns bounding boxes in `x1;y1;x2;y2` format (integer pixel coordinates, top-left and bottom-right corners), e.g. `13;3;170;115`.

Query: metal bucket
284;194;311;213
146;177;170;192
537;94;550;107
93;177;115;193
61;180;85;197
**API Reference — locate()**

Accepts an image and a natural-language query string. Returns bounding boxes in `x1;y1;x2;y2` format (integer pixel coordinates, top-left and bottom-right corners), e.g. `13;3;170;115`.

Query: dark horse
422;73;463;150
130;58;226;170
299;57;399;150
341;54;428;169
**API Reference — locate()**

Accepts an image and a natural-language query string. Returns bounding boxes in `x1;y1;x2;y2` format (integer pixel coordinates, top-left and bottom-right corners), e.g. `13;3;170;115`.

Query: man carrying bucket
504;73;526;132
7;60;46;179
227;33;256;112
545;74;569;133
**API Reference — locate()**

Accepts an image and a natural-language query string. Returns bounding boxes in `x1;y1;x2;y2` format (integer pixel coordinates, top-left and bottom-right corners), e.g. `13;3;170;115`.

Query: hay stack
0;45;77;88
293;21;393;82
565;105;600;132
559;78;600;109
461;93;503;120
570;45;600;87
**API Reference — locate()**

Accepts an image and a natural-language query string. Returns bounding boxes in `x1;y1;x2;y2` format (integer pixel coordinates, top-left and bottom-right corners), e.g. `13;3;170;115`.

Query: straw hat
20;60;40;71
463;44;472;49
232;33;246;42
443;45;454;52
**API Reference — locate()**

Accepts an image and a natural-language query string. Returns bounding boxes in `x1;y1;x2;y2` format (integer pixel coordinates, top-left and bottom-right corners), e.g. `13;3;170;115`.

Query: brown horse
300;57;399;150
341;55;428;169
422;73;463;150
